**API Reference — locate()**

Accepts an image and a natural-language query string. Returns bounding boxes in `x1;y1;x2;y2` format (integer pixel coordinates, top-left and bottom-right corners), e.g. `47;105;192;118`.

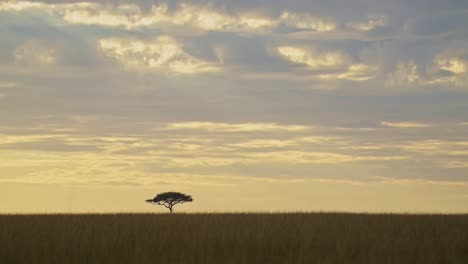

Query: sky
1;0;468;213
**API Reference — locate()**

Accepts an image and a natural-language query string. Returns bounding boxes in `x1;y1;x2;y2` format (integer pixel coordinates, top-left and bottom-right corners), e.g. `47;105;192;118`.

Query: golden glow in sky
1;0;468;213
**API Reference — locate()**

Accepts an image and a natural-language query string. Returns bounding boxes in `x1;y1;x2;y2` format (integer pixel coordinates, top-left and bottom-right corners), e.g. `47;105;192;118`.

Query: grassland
1;213;467;264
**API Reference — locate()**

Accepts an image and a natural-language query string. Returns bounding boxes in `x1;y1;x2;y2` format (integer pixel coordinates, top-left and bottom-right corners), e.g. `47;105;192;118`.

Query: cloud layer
1;0;467;87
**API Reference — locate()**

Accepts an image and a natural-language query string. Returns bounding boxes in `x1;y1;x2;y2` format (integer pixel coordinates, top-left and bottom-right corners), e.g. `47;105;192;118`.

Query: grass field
1;213;467;264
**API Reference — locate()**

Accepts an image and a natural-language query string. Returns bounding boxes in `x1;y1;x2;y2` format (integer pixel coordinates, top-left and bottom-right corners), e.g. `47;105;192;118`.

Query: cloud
0;133;69;144
14;40;58;66
0;1;46;11
159;156;242;168
386;51;468;89
228;139;296;148
279;11;336;32
99;36;218;73
61;3;166;29
59;2;272;33
163;122;311;132
173;4;276;32
3;1;464;90
0;120;467;187
334;127;376;131
446;161;468;168
347;15;386;31
0;1;336;32
276;46;376;81
429;51;468;87
341;145;382;150
399;140;444;152
381;121;432;128
371;176;468;186
0;1;337;34
399;140;468;156
277;46;349;69
0;82;16;89
242;150;407;164
385;60;422;87
316;64;377;81
0;2;162;29
436;56;467;74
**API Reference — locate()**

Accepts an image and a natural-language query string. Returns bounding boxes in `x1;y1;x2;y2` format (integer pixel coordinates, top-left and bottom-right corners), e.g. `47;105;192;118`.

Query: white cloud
334;127;376;131
381;121;432;128
429;51;468;87
163;122;311;132
0;2;169;29
280;11;336;32
0;1;46;11
174;4;277;32
99;36;218;73
0;1;278;32
277;46;349;69
277;46;376;81
228;139;296;148
347;15;386;31
386;52;468;89
437;57;467;74
316;64;377;81
0;1;341;34
62;4;166;29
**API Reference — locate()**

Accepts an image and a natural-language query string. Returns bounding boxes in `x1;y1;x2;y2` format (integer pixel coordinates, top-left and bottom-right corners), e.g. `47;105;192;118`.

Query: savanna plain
1;213;467;264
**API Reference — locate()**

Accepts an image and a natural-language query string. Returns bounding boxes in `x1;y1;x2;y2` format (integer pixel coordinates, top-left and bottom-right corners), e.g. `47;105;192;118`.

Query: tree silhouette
145;192;193;213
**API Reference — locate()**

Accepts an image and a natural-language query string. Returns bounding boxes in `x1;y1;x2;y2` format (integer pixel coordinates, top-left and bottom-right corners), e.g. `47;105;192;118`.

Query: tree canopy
145;192;193;213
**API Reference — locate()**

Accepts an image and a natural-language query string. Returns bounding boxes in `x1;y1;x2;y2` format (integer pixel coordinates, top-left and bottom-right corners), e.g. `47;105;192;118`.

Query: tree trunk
169;206;173;213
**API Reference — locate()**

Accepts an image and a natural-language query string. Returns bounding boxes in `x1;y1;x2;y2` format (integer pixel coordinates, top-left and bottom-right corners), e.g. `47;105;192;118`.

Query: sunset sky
1;0;468;213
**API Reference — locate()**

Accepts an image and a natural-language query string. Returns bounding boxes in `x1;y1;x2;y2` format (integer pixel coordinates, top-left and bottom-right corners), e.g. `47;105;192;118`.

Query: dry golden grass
1;213;467;263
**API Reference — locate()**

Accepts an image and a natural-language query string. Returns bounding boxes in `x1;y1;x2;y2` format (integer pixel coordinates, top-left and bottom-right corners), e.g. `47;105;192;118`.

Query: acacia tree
145;192;193;213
